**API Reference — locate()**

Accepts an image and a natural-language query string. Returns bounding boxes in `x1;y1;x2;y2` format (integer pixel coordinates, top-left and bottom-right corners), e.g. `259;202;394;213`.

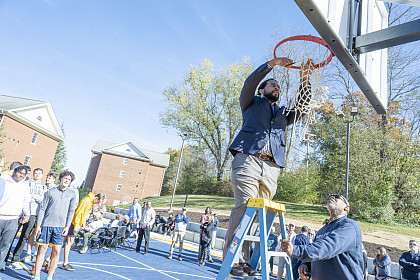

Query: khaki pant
223;153;280;263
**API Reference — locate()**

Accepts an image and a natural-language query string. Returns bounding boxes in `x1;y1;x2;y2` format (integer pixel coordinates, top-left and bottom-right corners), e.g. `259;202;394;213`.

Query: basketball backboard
294;0;388;114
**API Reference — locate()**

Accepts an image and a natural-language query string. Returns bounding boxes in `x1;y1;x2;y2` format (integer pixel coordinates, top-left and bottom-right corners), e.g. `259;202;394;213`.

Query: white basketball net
274;37;332;141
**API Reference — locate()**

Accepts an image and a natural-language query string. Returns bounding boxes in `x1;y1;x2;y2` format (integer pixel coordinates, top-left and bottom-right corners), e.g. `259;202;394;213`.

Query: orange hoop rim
273;35;335;69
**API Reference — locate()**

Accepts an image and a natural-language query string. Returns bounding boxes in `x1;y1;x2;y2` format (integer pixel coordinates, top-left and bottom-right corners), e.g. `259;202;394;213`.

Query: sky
0;0;321;186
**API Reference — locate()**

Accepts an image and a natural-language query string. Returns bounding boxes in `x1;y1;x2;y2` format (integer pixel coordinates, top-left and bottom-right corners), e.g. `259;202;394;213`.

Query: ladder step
243;235;260;242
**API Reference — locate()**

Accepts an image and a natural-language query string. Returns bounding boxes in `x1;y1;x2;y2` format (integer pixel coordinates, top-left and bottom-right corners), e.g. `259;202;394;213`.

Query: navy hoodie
292;216;363;280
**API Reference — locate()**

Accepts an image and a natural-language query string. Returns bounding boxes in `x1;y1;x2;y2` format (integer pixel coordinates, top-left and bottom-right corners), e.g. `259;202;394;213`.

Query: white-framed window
119;171;125;178
31;132;39;145
116;184;122;191
123;158;128;165
24;156;31;166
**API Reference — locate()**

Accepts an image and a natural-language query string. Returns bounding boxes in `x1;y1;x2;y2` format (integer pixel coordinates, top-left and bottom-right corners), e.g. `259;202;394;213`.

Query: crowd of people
0;161;419;280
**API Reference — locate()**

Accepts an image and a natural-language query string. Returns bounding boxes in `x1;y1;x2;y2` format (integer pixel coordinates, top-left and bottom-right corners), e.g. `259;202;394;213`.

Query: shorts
67;223;76;237
172;229;186;243
36;226;65;246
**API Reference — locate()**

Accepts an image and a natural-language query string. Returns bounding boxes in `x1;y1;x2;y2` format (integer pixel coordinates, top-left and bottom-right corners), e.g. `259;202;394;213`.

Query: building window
31;132;39;145
123;158;128;165
24;156;31;166
126;148;131;152
116;184;122;191
119;171;125;178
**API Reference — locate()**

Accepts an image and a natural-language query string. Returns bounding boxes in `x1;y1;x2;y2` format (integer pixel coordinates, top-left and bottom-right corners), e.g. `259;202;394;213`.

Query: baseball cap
181;207;187;210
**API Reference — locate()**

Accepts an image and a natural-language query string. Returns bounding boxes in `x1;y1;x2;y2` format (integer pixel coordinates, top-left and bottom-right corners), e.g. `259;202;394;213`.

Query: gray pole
169;133;187;213
344;116;355;200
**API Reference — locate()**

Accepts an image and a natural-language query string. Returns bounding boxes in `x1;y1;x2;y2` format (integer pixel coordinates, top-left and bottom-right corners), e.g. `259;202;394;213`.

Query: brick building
0;95;64;173
84;140;170;206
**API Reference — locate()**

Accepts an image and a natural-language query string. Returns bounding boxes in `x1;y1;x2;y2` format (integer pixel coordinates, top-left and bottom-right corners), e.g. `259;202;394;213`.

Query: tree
50;124;67;176
312;93;420;223
160;148;180;196
160;58;253;181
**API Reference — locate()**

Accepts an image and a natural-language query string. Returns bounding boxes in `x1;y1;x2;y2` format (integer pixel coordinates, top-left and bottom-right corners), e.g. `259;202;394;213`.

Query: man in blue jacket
280;194;364;280
224;57;313;277
399;239;420;280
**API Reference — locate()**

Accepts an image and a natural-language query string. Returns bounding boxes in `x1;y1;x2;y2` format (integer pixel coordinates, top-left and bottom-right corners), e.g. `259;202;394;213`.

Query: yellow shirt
71;192;95;230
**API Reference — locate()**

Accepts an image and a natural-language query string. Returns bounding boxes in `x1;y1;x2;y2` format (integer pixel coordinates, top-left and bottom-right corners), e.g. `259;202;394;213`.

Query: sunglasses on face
327;194;349;206
410;243;418;246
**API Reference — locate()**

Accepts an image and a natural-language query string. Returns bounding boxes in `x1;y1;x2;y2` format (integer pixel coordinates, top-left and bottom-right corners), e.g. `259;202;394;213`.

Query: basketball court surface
1;232;281;280
1;233;225;280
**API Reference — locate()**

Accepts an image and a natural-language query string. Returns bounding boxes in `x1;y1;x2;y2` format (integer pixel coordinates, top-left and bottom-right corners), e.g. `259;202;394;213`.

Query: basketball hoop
272;35;334;143
274;35;334;69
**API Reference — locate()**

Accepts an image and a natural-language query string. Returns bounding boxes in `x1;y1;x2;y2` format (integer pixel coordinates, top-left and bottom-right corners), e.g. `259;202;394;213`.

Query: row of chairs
84;226;136;254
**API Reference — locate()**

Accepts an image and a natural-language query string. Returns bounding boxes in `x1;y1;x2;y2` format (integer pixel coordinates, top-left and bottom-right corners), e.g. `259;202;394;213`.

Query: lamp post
335;107;358;200
302;133;315;190
169;131;188;213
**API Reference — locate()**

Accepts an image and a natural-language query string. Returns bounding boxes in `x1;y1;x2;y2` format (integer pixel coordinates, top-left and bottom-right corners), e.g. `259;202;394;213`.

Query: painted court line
72;264;132;280
150;233;223;259
111;250;181;280
71;262;215;279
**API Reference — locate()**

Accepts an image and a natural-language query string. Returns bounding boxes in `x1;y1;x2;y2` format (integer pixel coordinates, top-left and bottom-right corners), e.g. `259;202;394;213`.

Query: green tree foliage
50;125;67;176
78;187;90;202
312;93;420;223
160;58;253;181
160;148;180;196
275;166;320;204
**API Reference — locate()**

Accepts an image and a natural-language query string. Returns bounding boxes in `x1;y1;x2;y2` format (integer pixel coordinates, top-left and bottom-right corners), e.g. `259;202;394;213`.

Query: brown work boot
230;263;248;277
242;263;261;277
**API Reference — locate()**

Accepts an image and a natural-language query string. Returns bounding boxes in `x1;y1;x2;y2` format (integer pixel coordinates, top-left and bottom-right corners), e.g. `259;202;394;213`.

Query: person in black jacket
198;215;214;266
291;226;310;280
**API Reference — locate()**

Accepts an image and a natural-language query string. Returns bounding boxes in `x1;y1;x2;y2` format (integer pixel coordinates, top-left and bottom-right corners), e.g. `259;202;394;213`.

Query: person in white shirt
168;207;189;261
10;168;46;269
135;201;155;255
0;165;30;271
79;212;103;254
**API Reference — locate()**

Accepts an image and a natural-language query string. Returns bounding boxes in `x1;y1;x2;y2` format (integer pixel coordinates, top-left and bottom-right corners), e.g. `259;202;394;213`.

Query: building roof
0;95;64;141
91;140;170;167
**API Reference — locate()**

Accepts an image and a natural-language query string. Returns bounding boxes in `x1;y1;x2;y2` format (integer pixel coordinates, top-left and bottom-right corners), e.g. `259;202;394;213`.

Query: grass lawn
113;194;420;237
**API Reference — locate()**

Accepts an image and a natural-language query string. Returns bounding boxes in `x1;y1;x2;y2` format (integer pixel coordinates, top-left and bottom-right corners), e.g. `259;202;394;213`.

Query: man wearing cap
399;239;420;280
168;207;189;261
280;194;364;280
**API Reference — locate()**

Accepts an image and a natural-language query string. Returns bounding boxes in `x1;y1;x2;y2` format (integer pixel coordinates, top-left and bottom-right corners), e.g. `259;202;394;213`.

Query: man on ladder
225;57;314;277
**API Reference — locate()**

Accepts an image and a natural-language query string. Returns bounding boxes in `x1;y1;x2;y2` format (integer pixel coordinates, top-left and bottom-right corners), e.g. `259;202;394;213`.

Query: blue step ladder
217;198;293;280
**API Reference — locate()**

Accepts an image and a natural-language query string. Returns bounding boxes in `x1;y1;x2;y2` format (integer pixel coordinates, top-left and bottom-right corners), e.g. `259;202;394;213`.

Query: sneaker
31;275;40;280
143;252;148;256
79;247;87;254
31;255;37;263
10;262;23;270
60;263;75;271
208;259;214;263
22;254;31;263
177;255;182;261
168;254;172;259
